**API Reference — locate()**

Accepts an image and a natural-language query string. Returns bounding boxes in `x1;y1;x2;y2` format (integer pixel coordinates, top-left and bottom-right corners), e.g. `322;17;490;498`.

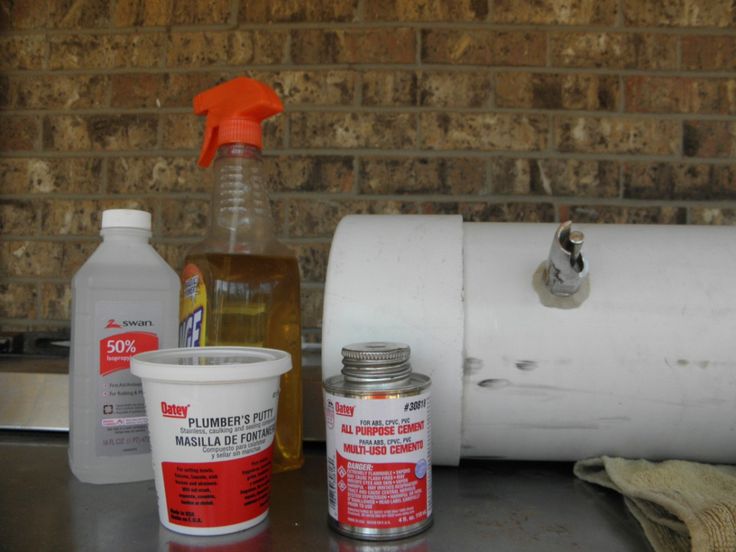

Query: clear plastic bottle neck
209;143;274;254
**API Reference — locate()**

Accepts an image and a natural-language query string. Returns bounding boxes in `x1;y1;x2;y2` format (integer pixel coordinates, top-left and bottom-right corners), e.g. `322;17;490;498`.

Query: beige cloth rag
574;457;736;552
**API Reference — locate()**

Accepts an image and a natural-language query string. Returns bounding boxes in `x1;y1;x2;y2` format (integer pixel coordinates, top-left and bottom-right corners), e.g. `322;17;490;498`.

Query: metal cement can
323;342;432;540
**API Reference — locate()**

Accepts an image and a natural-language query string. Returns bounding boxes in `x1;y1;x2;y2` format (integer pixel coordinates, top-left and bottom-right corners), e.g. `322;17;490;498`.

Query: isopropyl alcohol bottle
69;209;180;484
179;77;304;472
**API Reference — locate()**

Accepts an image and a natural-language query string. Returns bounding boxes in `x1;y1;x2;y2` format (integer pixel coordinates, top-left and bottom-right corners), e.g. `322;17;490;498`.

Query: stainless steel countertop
0;431;649;551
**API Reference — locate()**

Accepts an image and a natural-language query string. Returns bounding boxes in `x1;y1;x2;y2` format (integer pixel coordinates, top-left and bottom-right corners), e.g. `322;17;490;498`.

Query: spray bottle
69;209;180;483
179;77;303;472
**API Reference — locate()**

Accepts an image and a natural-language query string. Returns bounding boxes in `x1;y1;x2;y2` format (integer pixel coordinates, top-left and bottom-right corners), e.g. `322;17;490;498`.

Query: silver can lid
341;342;411;383
341;342;411;364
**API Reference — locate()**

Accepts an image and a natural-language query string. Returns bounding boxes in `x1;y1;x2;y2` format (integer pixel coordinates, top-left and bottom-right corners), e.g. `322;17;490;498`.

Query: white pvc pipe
322;216;736;465
322;215;465;466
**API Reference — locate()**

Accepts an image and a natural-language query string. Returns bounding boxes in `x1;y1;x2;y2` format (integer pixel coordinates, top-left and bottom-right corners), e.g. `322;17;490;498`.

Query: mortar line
10;105;736;120
484;158;493;195
229;0;240;27
7;21;736;35
3;148;736;164
6;65;736;77
353;156;362;194
616;0;625;27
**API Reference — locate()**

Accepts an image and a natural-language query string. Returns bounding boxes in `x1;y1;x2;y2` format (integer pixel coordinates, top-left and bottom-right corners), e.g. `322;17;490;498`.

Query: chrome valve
545;221;589;296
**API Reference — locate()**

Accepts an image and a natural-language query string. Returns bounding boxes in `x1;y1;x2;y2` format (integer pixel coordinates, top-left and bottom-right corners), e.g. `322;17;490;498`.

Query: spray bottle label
324;392;432;530
95;300;162;457
179;263;207;347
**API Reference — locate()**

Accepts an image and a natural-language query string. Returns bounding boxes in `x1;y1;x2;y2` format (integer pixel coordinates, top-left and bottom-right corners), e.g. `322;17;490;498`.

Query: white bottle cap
101;209;151;230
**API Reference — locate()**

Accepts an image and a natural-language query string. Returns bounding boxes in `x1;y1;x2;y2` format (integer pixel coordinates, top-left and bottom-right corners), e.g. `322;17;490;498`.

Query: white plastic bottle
69;209;180;484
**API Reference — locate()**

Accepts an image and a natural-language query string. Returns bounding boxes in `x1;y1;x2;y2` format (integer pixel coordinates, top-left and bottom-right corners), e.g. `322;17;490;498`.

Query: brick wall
2;0;736;338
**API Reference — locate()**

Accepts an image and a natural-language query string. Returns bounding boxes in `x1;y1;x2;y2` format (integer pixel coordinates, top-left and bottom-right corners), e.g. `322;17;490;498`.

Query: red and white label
99;331;159;376
162;446;273;528
324;391;431;530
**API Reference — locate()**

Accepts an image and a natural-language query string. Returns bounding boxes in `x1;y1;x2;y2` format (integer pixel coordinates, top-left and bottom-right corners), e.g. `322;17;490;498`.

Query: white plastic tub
131;347;290;535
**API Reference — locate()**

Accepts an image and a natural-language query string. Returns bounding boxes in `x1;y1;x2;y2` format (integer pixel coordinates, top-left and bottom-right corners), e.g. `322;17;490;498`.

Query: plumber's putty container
322;215;736;465
131;347;290;536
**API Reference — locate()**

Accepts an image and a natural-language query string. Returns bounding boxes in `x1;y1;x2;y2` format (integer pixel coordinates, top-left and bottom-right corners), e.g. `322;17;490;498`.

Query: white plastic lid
101;209;151;230
131;347;292;383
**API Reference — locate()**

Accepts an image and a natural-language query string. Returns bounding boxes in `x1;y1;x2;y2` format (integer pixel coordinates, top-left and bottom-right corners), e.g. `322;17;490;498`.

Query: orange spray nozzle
194;77;284;168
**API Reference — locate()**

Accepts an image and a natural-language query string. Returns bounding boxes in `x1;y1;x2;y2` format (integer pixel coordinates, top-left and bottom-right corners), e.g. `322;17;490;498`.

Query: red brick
494;0;617;24
360;158;486;195
113;0;172;26
40;199;101;236
160;198;209;238
11;74;108;110
1;0;111;29
0;199;38;234
682;36;736;71
160;114;203;150
43;115;157;151
496;73;619;111
240;0;358;23
0;158;101;195
422;29;546;66
110;74;164;108
690;208;736;225
0;35;46;70
683;121;736;158
0;116;40;151
253;70;357;106
626;77;736;114
623;162;736;200
170;0;232;25
47;0;111;28
60;241;99;278
40;283;71;320
0;0;49;29
1;241;65;278
301;286;324;329
266;156;354;193
291;242;331;283
623;0;735;27
420;113;548;151
26;159;102;194
114;0;231;26
0;282;37;319
362;71;417;106
108;157;208;194
167;31;287;67
550;32;678;70
292;29;416;64
49;33;163;70
556;116;680;155
290;112;416;149
110;72;231;109
365;0;488;21
565;205;685;224
419;71;492;108
490;159;620;197
161;73;231;107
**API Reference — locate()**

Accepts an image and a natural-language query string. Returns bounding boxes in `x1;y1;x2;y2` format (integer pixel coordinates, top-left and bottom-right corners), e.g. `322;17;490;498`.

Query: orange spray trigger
194;77;284;168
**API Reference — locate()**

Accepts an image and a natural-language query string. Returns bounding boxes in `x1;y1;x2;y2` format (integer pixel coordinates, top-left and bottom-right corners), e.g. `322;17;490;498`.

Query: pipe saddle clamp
545;221;589;297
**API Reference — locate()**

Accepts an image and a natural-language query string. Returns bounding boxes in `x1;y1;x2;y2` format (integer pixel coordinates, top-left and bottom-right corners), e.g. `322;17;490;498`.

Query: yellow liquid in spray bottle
180;77;304;472
183;251;303;471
